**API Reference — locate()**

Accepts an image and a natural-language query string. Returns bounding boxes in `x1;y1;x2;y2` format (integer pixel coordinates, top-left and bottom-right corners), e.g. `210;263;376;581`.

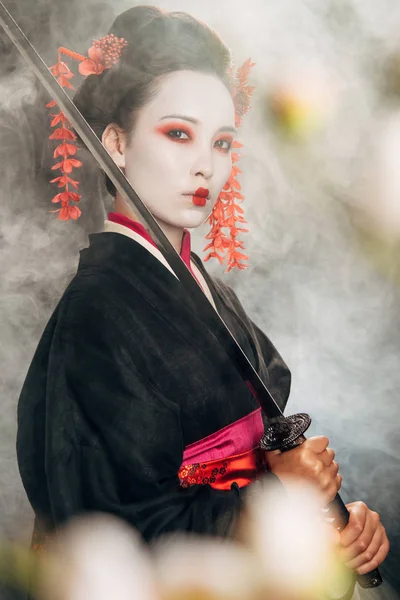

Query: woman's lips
191;187;209;207
192;195;207;206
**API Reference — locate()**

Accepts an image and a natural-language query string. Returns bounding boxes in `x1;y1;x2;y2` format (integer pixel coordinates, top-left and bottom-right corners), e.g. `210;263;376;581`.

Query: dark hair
73;5;232;196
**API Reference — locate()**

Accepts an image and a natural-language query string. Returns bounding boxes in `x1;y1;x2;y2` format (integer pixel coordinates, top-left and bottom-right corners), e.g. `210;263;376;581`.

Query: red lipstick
192;187;209;207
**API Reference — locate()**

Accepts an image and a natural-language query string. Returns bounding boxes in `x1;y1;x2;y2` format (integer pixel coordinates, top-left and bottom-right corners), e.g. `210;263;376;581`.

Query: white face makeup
116;70;236;234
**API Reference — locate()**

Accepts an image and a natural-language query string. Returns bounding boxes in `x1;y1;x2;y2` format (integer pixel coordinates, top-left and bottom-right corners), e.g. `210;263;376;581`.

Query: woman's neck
114;196;184;254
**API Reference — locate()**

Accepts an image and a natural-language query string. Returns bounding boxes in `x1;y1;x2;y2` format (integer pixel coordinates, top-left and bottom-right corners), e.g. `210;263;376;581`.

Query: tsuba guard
260;413;312;451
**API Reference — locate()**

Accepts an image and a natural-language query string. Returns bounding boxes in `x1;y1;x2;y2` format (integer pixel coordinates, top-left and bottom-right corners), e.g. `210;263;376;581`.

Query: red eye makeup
155;122;194;142
155;121;234;153
214;134;234;153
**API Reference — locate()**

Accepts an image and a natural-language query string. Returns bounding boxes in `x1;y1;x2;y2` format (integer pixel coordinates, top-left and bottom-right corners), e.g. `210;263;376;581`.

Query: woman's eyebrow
159;114;236;133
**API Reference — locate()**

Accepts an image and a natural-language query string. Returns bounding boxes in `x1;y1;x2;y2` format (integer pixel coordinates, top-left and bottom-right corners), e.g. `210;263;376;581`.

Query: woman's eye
215;139;232;151
167;129;190;140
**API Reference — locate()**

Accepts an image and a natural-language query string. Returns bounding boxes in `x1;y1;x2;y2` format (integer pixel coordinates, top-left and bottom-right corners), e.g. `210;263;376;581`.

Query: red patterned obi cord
178;446;267;490
178;408;266;490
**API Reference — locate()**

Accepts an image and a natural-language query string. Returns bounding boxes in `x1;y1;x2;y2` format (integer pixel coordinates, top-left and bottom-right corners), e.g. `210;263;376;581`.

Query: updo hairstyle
73;5;233;196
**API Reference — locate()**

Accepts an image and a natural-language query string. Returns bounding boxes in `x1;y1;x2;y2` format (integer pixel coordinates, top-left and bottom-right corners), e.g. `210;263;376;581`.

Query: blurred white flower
242;480;343;597
153;535;258;600
40;514;159;600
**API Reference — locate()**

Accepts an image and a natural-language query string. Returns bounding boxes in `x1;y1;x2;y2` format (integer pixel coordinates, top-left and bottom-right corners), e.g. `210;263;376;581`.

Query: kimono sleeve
44;291;245;542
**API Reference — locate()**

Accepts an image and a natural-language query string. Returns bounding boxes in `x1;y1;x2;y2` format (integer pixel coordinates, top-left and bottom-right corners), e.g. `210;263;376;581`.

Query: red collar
108;212;192;269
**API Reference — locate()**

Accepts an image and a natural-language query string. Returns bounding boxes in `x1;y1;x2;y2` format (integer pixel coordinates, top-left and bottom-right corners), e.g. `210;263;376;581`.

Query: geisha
16;4;388;587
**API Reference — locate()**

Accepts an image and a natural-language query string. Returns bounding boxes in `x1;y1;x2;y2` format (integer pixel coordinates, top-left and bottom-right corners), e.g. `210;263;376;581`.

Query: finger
344;525;383;570
305;436;329;454
323;473;342;504
319;448;335;467
320;461;339;489
339;503;368;548
332;473;342;495
356;535;390;575
341;508;376;561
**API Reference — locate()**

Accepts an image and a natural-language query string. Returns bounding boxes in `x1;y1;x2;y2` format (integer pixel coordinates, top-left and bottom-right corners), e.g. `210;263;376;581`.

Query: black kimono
16;216;291;543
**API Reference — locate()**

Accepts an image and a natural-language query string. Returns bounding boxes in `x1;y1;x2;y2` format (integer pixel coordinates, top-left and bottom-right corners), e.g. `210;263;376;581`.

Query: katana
0;2;381;588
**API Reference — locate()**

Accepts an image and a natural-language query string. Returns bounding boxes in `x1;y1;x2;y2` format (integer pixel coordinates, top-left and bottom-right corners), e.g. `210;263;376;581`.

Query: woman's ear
102;124;127;169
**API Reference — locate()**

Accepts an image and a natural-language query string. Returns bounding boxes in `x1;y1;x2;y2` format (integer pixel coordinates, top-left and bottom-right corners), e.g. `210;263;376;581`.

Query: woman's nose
190;148;214;180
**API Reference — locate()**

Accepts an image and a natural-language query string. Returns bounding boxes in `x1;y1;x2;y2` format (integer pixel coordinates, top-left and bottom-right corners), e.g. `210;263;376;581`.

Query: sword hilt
259;413;382;589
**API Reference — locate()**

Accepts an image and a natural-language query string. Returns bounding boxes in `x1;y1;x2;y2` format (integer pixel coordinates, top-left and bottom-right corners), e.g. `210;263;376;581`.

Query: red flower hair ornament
47;35;255;270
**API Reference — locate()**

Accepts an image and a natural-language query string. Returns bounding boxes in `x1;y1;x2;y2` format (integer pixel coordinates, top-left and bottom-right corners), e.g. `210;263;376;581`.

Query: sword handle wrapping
260;413;382;589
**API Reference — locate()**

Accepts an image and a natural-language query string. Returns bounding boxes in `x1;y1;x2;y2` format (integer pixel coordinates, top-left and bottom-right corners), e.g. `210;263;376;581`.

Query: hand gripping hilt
259;413;382;589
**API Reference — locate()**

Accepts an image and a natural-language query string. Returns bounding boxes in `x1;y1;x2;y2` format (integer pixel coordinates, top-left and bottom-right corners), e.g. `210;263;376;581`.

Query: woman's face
119;70;236;230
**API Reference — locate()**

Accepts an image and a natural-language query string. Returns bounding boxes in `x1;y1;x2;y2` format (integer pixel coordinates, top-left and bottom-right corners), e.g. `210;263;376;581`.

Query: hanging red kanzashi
47;35;128;220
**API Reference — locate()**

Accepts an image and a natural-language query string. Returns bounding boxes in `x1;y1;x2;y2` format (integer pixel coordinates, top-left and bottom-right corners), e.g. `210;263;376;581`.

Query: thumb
264;449;281;456
264;449;281;466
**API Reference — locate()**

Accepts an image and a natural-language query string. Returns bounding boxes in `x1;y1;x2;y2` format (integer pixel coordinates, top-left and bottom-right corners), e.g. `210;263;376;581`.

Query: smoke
1;0;400;595
0;0;111;544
